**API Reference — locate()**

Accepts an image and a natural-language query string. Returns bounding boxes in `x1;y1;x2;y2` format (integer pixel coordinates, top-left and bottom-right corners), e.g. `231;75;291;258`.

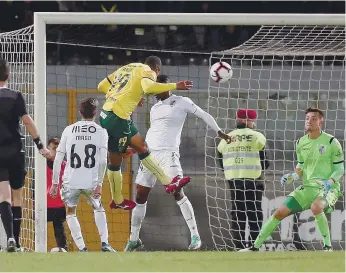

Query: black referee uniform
0;86;28;249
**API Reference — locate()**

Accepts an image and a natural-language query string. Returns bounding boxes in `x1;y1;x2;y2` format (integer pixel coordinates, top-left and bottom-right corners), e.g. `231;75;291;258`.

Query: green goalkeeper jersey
296;131;344;189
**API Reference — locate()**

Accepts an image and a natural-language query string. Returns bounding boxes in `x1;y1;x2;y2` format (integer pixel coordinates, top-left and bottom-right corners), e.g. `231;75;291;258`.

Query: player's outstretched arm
181;97;231;142
141;78;193;94
97;72;116;94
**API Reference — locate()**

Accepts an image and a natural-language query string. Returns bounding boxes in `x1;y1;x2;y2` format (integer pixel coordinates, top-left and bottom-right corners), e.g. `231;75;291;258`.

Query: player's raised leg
174;189;201;250
125;151;200;252
107;152;136;210
99;110;137;210
240;181;316;252
130;134;191;193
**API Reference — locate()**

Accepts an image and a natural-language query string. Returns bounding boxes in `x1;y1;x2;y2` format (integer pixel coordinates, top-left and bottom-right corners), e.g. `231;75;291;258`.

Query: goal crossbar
33;12;345;252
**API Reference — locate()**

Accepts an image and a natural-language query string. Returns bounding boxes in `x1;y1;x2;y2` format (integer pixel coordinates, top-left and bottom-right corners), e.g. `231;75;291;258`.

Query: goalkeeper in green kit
240;108;344;252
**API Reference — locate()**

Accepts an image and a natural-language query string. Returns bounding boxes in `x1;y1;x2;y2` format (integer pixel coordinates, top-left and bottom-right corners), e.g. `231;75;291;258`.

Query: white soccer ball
50;247;67;252
210;61;233;83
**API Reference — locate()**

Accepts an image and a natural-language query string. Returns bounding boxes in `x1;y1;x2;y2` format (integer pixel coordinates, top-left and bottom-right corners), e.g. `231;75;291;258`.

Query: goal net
0;15;344;252
0;26;35;251
206;25;345;251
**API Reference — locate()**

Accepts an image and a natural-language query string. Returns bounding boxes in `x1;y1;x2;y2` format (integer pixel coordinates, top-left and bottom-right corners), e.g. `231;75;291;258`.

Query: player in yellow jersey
98;56;193;210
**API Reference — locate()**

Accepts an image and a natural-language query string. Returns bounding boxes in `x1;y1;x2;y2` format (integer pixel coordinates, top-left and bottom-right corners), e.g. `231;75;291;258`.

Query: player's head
0;59;9;84
155;75;171;101
145;56;162;76
236;109;257;129
80;97;98;120
305;107;324;132
47;137;60;158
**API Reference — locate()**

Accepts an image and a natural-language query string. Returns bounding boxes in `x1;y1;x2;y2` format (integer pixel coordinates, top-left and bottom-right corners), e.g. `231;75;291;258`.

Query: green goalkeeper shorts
285;185;341;213
99;110;138;153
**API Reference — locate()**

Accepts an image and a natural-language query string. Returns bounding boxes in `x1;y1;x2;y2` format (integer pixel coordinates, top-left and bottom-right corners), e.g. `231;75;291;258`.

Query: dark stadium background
0;1;344;65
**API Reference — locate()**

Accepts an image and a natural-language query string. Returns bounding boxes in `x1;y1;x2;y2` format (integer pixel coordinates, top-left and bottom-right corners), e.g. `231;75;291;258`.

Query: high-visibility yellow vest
217;128;266;180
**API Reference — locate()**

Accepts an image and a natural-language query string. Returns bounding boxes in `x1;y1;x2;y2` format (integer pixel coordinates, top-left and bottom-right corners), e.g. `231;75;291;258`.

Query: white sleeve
97;129;108;185
53;128;68;185
56;128;68;154
181;97;221;133
53;152;64;185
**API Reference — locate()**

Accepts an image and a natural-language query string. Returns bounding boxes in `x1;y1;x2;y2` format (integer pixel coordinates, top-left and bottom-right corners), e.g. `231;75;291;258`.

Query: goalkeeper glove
320;179;333;197
280;172;300;185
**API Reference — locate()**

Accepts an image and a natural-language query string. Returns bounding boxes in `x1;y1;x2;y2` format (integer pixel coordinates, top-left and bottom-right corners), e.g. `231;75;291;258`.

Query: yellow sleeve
256;132;266;150
217;140;226;153
97;71;115;94
141;78;177;94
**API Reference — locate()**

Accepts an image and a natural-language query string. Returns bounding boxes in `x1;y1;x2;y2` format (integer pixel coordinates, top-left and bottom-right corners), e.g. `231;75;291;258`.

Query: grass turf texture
0;251;344;272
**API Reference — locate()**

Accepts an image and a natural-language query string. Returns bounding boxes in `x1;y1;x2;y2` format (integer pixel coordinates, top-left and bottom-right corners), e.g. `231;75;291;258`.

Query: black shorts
0;152;27;190
47;207;66;222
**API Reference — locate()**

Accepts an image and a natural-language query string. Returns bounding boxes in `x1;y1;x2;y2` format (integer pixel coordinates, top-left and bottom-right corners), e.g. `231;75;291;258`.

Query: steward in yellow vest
217;108;270;250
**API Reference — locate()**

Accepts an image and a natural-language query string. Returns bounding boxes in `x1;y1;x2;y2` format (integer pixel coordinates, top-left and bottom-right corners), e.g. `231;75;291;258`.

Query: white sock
129;202;147;242
177;196;200;238
94;208;109;244
66;215;86;250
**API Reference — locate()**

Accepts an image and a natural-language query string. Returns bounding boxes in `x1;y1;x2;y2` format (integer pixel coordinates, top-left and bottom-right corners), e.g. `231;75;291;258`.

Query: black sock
12;206;22;248
53;219;67;250
0;202;14;240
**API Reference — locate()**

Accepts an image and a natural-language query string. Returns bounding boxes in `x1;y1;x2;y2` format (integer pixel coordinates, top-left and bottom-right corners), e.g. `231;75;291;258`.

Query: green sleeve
296;139;304;169
330;138;344;182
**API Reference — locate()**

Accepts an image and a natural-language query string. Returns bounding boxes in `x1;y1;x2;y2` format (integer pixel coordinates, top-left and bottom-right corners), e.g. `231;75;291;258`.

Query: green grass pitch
0;251;344;272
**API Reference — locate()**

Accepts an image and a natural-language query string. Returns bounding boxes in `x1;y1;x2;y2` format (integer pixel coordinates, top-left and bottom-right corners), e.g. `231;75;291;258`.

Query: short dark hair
0;59;9;81
157;74;169;83
48;137;60;146
305;107;324;118
80;98;98;119
144;56;162;70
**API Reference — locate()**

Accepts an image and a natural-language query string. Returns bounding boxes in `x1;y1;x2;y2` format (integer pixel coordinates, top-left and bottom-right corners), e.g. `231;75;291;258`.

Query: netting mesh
206;25;345;251
223;25;346;56
0;25;35;251
0;22;344;252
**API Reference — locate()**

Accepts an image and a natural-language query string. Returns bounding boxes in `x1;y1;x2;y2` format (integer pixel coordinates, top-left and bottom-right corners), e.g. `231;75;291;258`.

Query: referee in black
217;109;270;250
0;59;51;252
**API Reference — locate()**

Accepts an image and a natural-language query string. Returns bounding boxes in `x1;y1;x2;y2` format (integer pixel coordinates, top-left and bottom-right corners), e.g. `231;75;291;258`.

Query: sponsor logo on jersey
319;145;326;154
72;125;96;134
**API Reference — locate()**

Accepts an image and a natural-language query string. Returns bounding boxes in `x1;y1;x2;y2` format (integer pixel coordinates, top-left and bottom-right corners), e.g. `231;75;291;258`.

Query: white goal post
32;12;345;252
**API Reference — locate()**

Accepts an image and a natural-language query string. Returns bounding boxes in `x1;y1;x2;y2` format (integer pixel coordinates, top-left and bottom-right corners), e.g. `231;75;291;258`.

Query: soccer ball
50;247;67;252
210;62;233;83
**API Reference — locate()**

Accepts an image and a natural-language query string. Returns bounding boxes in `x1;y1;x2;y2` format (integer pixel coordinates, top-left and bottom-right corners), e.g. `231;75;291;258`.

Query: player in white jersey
49;98;115;252
124;75;230;251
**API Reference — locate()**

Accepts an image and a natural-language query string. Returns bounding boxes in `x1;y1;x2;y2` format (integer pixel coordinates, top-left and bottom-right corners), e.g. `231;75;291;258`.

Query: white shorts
60;184;102;209
135;150;183;188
